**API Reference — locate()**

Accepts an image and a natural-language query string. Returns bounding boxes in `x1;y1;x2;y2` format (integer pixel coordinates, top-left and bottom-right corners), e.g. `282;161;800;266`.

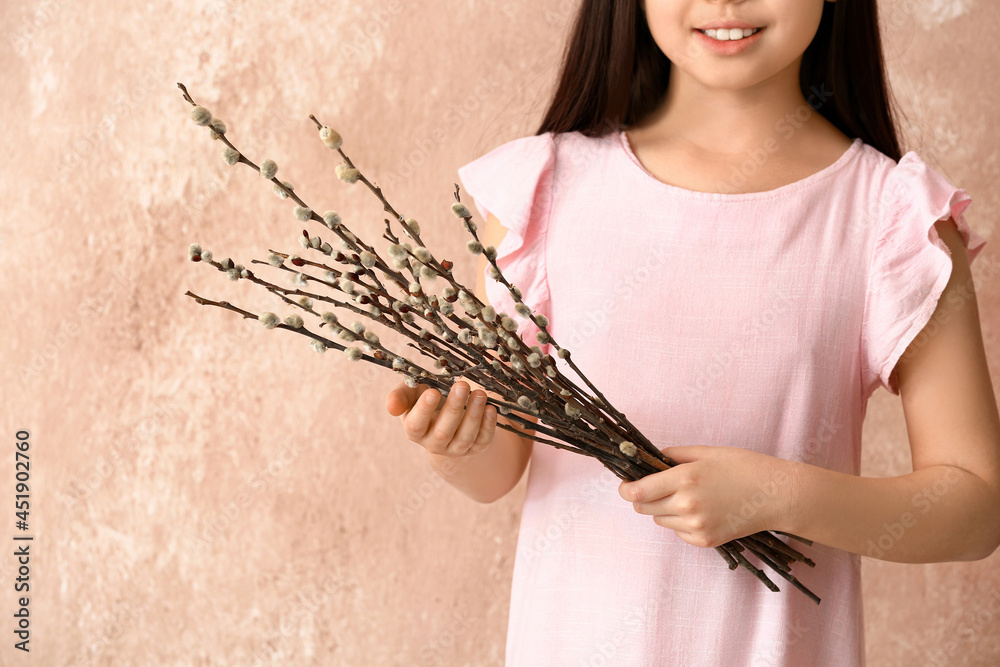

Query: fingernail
424;391;437;405
454;384;469;399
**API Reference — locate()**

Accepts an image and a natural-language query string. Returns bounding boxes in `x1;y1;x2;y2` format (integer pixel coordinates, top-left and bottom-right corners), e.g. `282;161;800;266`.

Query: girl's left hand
618;445;797;549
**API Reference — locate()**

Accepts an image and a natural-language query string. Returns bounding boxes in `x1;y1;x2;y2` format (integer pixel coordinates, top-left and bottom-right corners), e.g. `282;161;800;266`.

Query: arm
424;212;535;504
781;217;1000;562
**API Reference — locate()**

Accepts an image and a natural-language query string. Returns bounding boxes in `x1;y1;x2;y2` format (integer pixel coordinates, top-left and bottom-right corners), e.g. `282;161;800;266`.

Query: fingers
401;384;442;443
386;381;425;417
396;380;499;458
426;381;473;451
447;389;490;456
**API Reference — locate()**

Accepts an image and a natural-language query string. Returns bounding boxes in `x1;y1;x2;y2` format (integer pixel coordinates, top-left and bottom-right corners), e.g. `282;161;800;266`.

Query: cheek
642;6;690;62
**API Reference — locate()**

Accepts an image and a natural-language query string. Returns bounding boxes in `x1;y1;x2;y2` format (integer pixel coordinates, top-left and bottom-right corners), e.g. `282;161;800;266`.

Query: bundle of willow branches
177;82;821;605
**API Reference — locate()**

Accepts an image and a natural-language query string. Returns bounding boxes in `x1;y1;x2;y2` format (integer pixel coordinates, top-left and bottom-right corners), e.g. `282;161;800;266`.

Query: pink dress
456;129;988;666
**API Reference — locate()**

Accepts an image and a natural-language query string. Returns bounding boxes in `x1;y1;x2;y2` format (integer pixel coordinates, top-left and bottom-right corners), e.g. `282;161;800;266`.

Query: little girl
387;1;999;664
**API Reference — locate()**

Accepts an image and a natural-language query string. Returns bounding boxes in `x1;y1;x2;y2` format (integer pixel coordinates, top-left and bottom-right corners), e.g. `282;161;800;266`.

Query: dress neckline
616;129;864;202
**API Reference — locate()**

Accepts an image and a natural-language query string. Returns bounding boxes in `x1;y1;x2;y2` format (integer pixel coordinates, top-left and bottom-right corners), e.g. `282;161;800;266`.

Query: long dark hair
536;0;904;161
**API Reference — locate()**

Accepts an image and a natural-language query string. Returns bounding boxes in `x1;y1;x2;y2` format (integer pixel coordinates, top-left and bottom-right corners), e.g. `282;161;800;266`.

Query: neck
635;56;832;158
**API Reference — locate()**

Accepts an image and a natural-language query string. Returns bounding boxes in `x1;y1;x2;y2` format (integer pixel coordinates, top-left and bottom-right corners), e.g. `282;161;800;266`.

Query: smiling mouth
697;27;764;42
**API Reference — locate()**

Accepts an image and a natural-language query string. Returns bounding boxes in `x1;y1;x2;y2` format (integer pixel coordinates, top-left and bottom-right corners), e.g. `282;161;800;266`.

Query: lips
695;20;761;31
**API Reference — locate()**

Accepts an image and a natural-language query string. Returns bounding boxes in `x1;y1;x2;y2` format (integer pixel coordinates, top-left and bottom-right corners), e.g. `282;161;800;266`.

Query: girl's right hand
386;380;499;458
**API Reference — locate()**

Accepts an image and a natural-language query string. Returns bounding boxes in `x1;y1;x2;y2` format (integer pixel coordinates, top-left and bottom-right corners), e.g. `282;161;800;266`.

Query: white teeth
702;27;759;41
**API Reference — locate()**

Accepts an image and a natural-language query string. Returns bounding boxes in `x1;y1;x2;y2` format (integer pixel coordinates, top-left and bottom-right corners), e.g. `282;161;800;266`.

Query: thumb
659;445;710;465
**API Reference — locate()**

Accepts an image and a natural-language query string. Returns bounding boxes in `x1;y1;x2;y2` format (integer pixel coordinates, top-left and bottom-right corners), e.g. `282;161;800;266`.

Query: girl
387;1;1000;664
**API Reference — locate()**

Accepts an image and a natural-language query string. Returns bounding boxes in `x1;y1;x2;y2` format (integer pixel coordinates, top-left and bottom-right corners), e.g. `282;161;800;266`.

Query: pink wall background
1;0;998;664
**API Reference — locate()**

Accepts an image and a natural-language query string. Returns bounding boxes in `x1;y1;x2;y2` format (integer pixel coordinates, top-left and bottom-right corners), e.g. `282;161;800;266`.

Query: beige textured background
1;0;998;664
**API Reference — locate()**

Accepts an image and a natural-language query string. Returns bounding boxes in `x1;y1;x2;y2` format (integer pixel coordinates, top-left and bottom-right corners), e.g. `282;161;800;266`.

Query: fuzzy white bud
500;316;517;332
359;250;376;268
188;243;202;259
344;347;362;361
294;206;312;221
201;250;213;262
259;312;279;329
535;314;549;327
292;272;308;287
298;296;313;309
413;246;431;262
260;159;277;180
515;302;531;317
404;218;420;235
268;253;284;267
335;163;361;184
274;180;294;199
466;240;482;255
190;106;212;126
462;218;477;234
319;126;343;150
619;441;638;457
209;118;226;136
483;245;497;260
310;339;327;354
451;202;471;218
221;147;240;166
227;268;239;281
487;265;501;280
322;211;341;229
284;314;304;329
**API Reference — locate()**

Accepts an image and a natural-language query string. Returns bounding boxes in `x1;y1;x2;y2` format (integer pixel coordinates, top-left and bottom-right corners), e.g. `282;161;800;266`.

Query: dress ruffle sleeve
861;151;988;397
456;132;557;356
